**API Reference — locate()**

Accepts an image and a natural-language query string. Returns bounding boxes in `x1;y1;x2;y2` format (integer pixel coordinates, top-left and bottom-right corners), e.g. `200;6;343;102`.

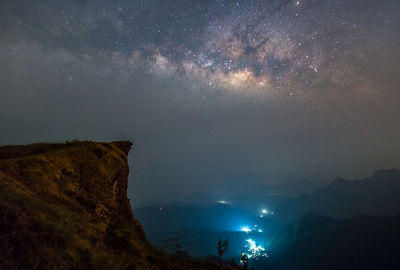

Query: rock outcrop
0;141;162;269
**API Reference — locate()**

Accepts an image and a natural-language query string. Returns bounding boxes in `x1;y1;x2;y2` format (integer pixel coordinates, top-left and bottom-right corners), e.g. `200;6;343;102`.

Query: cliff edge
0;141;157;270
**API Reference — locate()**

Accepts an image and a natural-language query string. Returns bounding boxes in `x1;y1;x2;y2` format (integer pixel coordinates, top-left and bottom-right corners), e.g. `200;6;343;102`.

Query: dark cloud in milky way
0;0;399;205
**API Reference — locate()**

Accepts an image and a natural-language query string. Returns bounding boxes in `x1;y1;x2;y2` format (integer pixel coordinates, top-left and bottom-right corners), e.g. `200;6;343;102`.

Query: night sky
1;0;399;206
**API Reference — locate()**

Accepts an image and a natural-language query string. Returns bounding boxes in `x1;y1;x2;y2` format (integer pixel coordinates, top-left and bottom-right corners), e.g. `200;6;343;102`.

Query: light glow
241;226;251;233
240;225;264;233
244;239;268;259
217;200;231;205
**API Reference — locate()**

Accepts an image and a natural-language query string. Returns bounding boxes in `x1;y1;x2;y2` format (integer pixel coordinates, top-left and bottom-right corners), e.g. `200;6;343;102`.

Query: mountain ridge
278;169;400;219
266;212;400;270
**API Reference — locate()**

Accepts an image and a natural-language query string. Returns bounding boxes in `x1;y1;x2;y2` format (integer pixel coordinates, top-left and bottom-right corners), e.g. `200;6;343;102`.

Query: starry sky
1;0;400;206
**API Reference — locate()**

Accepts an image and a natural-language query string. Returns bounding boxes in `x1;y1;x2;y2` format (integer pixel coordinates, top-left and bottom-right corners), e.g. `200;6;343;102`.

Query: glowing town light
241;226;251;233
217;200;231;205
258;229;263;233
244;239;268;259
261;209;268;214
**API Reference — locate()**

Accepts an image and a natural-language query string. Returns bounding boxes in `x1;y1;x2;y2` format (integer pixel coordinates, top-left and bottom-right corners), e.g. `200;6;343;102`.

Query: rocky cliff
0;141;225;270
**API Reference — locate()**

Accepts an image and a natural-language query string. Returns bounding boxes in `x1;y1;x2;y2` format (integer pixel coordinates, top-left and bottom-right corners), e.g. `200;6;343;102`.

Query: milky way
1;0;400;204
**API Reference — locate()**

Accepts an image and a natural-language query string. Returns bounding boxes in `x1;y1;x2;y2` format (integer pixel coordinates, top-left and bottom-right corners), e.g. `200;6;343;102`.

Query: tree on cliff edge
217;238;229;269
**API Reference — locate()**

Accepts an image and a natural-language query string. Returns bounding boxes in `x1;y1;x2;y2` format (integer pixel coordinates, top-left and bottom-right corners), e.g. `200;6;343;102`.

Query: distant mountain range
135;169;400;260
134;176;324;210
277;169;400;219
264;213;400;270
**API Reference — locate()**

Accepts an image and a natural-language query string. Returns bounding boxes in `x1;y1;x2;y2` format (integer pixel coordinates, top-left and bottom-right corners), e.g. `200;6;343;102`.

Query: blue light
241;226;251;233
243;238;268;259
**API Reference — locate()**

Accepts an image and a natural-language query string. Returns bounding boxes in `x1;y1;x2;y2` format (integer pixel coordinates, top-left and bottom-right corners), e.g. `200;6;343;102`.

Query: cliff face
0;141;155;270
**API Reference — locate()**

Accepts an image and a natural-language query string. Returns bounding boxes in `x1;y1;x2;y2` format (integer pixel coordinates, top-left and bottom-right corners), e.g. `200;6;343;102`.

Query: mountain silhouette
278;169;400;219
265;212;400;270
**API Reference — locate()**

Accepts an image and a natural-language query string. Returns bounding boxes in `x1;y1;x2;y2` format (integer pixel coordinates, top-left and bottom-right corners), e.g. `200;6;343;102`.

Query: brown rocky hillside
0;141;227;270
